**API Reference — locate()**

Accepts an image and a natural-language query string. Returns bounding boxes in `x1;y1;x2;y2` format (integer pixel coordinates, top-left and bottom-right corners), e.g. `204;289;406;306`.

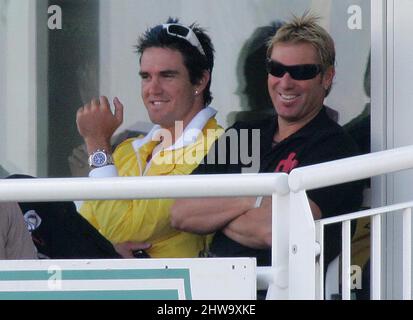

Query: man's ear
322;66;335;91
196;70;210;94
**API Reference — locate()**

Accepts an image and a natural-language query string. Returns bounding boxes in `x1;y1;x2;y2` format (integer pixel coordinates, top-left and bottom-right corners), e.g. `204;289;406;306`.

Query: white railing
289;145;413;300
0;173;292;299
316;202;413;300
1;145;413;299
289;145;413;192
0;173;289;201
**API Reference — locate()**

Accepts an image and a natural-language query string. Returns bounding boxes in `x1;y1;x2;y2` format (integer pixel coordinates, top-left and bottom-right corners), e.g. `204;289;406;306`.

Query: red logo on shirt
275;152;299;173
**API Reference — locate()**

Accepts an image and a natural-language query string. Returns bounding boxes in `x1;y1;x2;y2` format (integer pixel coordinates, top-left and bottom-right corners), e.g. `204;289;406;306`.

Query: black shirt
192;107;364;266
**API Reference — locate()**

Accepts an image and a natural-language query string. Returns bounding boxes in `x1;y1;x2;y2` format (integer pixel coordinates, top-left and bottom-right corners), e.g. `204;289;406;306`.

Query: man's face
140;47;200;131
268;42;334;124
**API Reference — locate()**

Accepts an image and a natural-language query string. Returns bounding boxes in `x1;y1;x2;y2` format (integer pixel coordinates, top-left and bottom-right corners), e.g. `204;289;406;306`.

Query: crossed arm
170;196;322;250
170;197;256;235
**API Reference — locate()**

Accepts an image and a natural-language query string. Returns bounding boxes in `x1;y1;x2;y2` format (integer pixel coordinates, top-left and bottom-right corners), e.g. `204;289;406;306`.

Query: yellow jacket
80;111;223;258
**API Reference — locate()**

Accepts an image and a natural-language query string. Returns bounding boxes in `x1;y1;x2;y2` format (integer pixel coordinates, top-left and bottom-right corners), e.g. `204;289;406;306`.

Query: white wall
0;0;38;175
385;0;413;300
0;2;7;165
325;0;371;124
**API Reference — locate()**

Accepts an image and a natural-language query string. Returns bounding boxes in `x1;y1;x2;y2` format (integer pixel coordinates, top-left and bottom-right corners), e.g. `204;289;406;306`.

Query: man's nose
147;77;163;95
278;72;295;88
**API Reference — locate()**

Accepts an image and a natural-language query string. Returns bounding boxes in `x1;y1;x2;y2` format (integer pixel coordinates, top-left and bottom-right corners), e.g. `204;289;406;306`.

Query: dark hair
136;18;214;105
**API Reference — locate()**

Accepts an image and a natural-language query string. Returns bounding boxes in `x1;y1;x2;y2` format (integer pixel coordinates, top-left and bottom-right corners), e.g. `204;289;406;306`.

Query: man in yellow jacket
76;18;223;258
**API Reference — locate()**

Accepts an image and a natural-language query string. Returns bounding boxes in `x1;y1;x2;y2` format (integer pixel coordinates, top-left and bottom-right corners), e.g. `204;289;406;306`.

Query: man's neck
274;107;322;142
160;104;205;147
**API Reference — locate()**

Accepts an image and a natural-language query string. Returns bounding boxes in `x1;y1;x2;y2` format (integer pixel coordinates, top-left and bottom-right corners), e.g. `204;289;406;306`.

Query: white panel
0;258;256;300
388;0;413;300
1;0;37;175
0;0;7;176
324;0;371;125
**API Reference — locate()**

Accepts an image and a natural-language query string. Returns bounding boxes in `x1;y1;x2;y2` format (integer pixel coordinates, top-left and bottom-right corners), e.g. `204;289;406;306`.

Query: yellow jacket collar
132;106;217;153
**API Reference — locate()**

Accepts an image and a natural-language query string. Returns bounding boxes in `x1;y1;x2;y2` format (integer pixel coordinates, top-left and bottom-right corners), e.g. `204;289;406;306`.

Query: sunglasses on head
162;23;206;56
266;59;322;80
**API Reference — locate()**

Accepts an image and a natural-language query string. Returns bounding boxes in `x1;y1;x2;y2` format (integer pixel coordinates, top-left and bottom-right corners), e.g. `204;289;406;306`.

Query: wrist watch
88;149;114;168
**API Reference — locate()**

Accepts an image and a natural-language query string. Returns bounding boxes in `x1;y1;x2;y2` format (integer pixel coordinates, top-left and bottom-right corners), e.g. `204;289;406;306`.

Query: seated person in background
171;13;364;267
76;18;223;258
229;21;284;124
0;165;9;179
343;51;370;155
0;202;37;259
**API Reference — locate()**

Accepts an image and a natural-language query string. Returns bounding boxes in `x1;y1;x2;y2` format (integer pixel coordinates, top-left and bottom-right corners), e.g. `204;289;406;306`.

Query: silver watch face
91;151;108;167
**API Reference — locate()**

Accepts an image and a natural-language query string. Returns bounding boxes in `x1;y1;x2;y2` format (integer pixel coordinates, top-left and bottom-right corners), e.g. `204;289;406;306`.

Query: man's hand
113;241;152;258
76;96;124;154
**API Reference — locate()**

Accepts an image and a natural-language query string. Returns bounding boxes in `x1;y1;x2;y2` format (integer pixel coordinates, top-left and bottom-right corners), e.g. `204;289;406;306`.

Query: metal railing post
266;191;290;299
402;208;412;300
288;191;316;299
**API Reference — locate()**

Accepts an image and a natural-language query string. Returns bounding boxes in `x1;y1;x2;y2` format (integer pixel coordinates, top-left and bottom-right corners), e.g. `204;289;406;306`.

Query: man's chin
275;108;300;122
278;115;301;123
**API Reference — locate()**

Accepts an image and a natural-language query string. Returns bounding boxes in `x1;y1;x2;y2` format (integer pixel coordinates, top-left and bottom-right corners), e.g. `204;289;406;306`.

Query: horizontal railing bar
317;201;413;226
0;173;289;202
289;145;413;192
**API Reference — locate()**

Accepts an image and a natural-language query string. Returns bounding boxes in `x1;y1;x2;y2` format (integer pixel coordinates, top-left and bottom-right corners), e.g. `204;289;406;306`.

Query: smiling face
268;42;334;125
140;47;204;133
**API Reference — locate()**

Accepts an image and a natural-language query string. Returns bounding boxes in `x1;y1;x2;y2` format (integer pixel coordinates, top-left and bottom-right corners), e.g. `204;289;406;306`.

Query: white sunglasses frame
162;23;206;56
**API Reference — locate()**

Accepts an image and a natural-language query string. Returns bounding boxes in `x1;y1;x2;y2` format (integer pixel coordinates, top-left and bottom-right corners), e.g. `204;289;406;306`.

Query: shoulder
229;116;275;131
307;136;359;167
0;202;22;226
297;110;360;165
312;108;359;150
0;202;21;215
202;117;224;138
317;120;359;155
114;136;143;155
113;136;143;166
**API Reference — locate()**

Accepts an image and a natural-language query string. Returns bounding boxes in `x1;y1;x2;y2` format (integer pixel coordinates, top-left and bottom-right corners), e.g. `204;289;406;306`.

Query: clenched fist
76;96;124;154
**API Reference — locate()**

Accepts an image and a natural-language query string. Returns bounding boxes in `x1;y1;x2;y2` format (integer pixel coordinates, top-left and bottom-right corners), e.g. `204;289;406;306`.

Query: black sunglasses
266;59;322;80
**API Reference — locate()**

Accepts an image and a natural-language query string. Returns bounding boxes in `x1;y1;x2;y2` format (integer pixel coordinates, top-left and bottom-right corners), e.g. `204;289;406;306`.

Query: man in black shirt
171;13;363;266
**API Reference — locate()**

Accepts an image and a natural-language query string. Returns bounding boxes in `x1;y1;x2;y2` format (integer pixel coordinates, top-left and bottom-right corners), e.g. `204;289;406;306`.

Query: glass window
0;0;370;177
